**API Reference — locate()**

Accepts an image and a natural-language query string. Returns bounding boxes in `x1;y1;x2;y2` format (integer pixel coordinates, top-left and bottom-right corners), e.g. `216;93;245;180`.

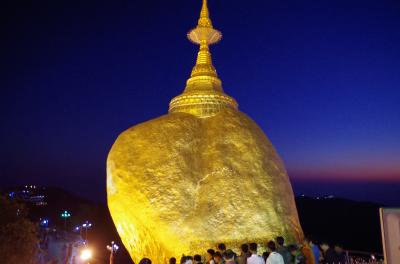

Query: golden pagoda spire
188;0;221;45
169;0;238;118
188;0;221;78
198;0;212;28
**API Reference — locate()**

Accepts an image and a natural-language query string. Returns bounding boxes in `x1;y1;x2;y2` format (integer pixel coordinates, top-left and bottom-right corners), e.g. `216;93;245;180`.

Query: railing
345;250;384;264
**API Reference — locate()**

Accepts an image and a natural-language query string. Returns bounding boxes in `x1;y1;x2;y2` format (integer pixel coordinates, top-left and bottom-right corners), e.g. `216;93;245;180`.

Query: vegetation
0;196;38;263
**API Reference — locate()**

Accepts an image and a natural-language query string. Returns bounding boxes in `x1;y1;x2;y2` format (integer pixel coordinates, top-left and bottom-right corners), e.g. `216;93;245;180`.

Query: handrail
346;249;383;257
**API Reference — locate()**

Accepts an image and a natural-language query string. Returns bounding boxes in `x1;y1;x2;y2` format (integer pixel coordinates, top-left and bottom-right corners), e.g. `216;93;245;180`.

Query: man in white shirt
247;243;265;264
266;241;284;264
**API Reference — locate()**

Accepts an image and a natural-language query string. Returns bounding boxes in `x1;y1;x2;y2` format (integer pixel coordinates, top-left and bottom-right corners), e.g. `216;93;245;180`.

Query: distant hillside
2;186;384;263
295;196;382;253
1;186;134;263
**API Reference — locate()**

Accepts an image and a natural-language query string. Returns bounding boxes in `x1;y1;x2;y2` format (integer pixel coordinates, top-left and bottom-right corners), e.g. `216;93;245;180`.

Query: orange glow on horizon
288;165;400;182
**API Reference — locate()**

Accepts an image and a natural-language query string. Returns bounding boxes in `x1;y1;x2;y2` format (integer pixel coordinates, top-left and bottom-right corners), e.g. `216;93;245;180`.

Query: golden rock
107;1;304;263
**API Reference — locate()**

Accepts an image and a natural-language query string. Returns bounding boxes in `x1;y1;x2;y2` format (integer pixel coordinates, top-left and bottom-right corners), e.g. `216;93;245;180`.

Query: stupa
107;1;304;263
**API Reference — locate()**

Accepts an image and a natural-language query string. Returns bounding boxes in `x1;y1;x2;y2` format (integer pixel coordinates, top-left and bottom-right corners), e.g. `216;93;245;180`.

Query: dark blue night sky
1;0;399;205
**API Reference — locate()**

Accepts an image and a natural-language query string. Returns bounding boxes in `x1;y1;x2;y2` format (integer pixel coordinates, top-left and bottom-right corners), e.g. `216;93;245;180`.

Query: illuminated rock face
107;1;303;263
107;109;303;263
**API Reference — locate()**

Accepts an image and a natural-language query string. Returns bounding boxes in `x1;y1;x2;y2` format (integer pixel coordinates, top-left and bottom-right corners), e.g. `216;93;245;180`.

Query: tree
0;195;38;263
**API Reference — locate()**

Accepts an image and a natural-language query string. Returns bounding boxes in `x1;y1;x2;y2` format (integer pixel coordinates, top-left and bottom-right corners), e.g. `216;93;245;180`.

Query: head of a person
180;256;187;264
240;244;249;254
320;242;330;251
194;254;202;263
334;244;344;254
276;236;285;246
267;240;277;252
218;243;226;252
206;249;215;261
305;236;315;246
169;257;177;264
262;252;269;261
249;243;258;254
185;256;193;264
223;249;235;262
214;252;222;263
287;244;298;256
139;258;152;264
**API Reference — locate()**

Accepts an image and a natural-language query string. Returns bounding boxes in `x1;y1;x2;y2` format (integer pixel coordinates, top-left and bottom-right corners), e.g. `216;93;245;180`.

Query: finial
198;0;212;28
188;0;221;77
188;0;222;45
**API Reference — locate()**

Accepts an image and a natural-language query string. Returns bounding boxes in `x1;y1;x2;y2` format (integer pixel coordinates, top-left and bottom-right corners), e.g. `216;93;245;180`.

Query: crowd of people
135;236;381;264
